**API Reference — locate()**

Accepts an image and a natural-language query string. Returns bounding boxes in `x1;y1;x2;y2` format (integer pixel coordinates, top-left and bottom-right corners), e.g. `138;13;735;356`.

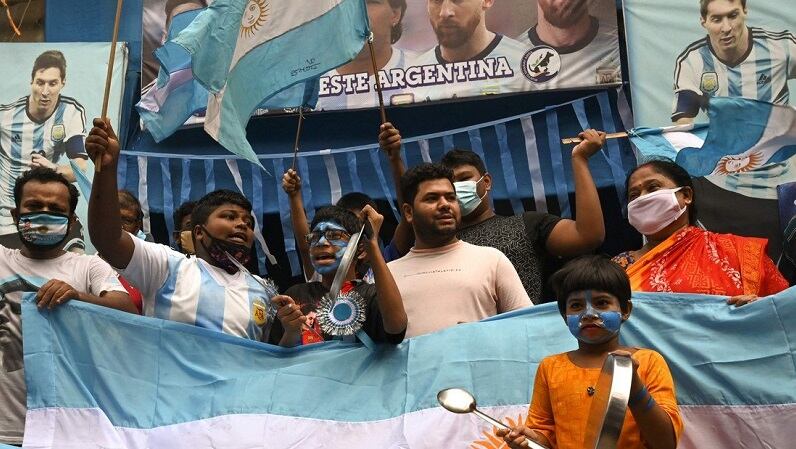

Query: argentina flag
20;288;796;448
167;0;370;166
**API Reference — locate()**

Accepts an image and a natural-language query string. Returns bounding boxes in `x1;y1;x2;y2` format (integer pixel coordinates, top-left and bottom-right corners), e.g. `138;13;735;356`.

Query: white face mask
627;187;688;235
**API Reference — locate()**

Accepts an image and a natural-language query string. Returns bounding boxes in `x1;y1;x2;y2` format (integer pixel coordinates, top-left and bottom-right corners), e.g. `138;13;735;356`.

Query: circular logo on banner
251;298;268;326
317;291;367;336
521;46;561;83
240;0;269;38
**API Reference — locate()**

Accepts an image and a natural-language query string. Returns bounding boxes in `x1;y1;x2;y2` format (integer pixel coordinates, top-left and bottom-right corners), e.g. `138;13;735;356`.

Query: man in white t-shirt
515;0;621;88
0;167;133;445
316;0;416;110
408;0;531;101
387;163;531;338
86;119;278;341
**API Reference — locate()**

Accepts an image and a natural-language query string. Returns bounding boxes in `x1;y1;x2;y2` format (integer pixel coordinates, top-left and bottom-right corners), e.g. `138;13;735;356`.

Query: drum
583;353;633;449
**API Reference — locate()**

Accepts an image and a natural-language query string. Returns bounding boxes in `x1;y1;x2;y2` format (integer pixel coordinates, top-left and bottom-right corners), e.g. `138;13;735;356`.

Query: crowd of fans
0;116;789;447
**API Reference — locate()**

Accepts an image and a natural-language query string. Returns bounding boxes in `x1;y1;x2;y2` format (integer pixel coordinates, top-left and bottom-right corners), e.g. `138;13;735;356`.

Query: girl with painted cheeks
268;205;407;347
496;256;683;449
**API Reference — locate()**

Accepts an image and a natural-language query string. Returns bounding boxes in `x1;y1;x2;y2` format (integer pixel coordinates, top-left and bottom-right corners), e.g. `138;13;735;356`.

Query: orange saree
619;227;789;296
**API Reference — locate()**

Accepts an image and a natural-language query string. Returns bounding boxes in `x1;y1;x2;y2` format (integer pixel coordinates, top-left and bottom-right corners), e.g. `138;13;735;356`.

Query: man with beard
409;0;530;101
516;0;620;88
387;163;531;338
86;119;278;342
0;168;133;445
672;0;796;123
316;0;416;110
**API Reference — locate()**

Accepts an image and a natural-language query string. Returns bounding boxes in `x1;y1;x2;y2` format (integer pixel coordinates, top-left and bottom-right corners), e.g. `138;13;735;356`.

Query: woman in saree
613;160;789;305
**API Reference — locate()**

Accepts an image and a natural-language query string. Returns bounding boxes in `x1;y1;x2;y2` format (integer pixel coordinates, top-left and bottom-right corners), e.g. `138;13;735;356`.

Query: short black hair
387;0;408;43
700;0;746;18
118;190;143;220
551;255;631;317
31;50;66;82
14;167;79;215
336;192;378;212
400;163;454;205
440;149;487;175
191;189;252;228
173;201;196;231
310;205;362;236
627;159;697;224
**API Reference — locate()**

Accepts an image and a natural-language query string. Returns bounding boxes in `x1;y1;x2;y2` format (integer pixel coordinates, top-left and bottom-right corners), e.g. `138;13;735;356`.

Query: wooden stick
366;35;387;124
96;0;124;173
562;131;628;145
291;108;304;171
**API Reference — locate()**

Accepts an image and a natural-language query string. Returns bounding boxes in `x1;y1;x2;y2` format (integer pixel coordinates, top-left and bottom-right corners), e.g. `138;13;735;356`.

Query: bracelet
628;386;649;406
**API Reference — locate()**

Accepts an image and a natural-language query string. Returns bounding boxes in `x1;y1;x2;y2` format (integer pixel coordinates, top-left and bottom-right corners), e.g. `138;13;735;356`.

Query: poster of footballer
0;43;127;252
141;0;622;111
624;0;796;127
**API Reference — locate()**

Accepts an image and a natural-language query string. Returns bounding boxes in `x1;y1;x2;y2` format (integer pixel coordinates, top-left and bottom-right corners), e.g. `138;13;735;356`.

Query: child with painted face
496;256;683;449
268;205;407;347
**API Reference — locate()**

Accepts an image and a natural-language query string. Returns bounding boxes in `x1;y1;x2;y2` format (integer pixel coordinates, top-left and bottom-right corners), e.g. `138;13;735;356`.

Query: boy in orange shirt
497;255;683;449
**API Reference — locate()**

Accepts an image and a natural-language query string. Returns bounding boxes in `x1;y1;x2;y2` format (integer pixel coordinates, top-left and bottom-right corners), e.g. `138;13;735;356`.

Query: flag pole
366;33;387;124
291;107;304;172
96;0;124;173
562;131;628;145
561;123;697;144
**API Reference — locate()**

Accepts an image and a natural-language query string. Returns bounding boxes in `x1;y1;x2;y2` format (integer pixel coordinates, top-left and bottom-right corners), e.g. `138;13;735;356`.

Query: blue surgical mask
135;229;147;241
565;292;623;344
453;175;486;216
309;222;350;275
17;212;70;249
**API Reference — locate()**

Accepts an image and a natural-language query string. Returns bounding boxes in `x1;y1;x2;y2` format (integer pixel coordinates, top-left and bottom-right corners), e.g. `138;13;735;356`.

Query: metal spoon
437;388;547;449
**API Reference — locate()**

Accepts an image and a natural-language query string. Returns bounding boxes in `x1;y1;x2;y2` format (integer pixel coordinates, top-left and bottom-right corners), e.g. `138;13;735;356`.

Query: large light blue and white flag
21;288;796;449
166;0;370;165
630;97;796;199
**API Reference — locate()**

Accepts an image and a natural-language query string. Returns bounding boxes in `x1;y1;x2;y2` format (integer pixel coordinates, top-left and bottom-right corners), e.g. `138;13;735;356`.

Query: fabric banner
21;287;796;448
121;89;637;275
141;0;621;111
0;42;128;254
623;0;796;127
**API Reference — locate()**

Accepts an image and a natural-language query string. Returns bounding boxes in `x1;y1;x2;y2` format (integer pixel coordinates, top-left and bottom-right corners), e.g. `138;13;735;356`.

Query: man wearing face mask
440;129;607;304
387;163;530;338
0;167;134;445
85;119;277;341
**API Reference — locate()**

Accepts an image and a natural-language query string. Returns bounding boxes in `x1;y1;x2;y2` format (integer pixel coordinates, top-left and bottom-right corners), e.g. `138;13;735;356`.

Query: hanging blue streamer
118;154;128;192
251;163;268;275
180;159;191;207
298;156;315;222
273;158;301;277
467;129;495;210
160;158;175;246
494;123;524;215
347;152;363;194
442;134;455;152
204;159;215;194
596;92;629;215
572;100;590;131
545;110;572;217
368;148;400;221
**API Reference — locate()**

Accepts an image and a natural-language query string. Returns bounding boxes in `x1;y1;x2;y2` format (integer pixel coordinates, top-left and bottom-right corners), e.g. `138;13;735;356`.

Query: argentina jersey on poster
673;28;796;121
0;96;86;234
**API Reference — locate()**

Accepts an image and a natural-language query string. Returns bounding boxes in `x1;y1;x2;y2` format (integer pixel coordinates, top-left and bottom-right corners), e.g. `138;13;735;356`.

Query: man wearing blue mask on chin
268;205;406;347
0;167;134;445
440;129;607;304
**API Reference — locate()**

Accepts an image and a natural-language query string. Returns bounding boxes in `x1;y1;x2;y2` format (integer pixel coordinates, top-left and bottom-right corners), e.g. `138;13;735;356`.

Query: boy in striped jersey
672;0;796;123
86;119;279;342
0;50;88;240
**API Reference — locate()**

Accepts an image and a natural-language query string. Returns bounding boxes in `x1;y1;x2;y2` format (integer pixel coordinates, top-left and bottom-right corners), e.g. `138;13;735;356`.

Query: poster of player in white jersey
142;0;622;113
624;0;796;126
0;43;127;252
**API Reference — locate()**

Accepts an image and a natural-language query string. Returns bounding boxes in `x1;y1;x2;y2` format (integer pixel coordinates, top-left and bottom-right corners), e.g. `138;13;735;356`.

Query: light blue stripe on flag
545;109;571;217
495;123;523;215
520;117;547;212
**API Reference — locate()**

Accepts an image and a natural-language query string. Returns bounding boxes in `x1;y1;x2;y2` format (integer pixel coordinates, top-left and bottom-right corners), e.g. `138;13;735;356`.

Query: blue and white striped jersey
118;236;277;341
0;96;87;232
673;27;796;121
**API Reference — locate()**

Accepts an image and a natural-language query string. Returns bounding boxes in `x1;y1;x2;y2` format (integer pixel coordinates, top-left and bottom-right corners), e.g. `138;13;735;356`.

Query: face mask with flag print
17;212;70;249
453;175;486;216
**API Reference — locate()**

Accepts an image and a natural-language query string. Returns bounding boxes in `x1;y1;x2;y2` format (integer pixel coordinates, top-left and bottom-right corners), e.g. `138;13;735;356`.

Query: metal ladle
436;388;547;449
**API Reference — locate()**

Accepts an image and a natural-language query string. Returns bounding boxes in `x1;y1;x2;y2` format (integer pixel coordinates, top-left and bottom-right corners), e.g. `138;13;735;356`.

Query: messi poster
0;43;127;252
624;0;796;127
141;0;622;111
